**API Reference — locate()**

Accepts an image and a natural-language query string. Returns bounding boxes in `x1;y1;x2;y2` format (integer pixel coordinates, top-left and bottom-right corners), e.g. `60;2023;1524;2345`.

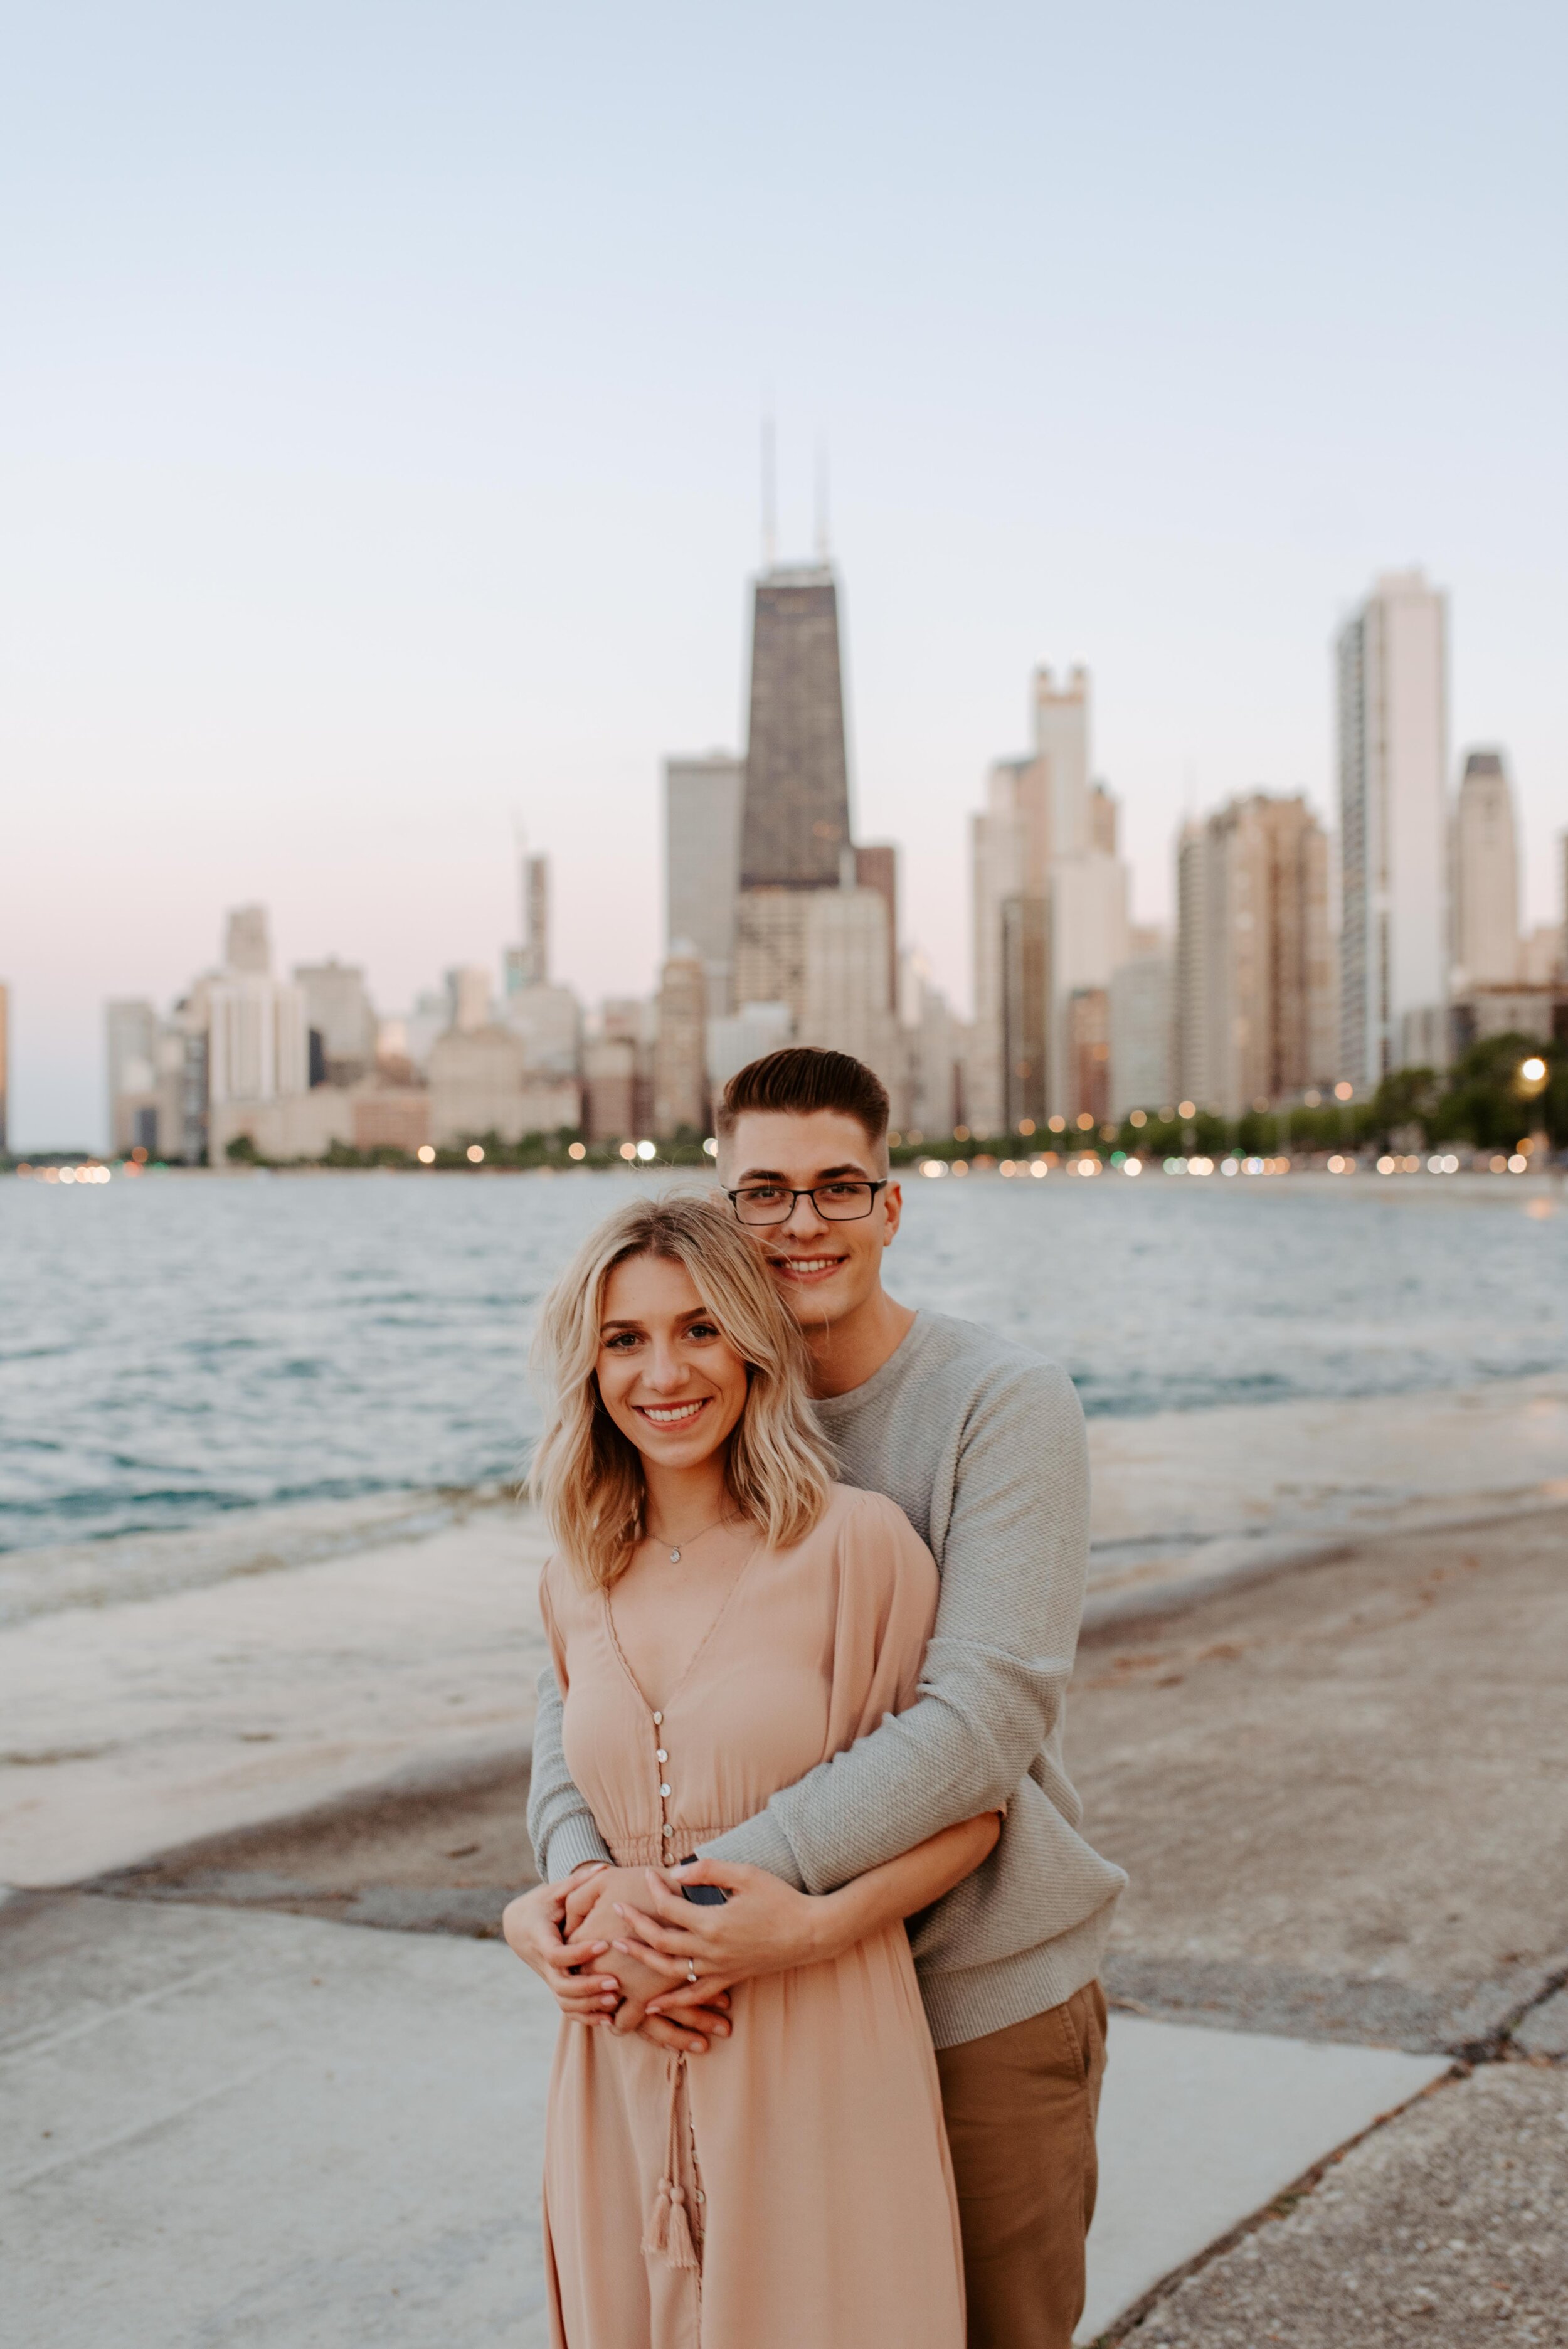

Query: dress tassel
642;2054;701;2271
643;2178;699;2270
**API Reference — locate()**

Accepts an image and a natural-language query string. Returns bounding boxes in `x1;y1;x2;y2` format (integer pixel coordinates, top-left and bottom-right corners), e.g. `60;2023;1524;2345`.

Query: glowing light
1129;1110;1147;1128
1508;1153;1528;1173
1177;1101;1195;1120
952;1160;969;1177
1334;1081;1353;1101
1075;1113;1094;1131
467;1144;485;1164
702;1138;718;1158
1047;1116;1066;1133
1221;1159;1238;1177
920;1159;947;1179
416;1145;436;1164
1018;1118;1036;1136
569;1142;588;1160
1377;1155;1395;1174
1123;1157;1142;1176
1030;1160;1047;1178
1521;1057;1547;1084
636;1140;657;1161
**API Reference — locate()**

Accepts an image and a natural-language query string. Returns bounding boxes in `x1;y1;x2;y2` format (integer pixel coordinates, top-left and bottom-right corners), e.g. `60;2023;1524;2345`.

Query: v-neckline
601;1538;762;1719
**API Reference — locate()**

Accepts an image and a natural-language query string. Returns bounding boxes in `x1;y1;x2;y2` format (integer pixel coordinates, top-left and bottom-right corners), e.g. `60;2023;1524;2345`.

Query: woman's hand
566;1873;701;2028
501;1872;623;2025
504;1866;733;2054
608;1859;834;2014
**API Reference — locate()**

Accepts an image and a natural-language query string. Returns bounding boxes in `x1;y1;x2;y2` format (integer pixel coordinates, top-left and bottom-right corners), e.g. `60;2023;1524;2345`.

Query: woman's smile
632;1397;711;1428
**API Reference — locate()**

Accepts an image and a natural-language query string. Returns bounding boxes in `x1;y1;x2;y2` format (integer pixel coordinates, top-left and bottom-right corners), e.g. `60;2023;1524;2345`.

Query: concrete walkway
2;1889;1450;2349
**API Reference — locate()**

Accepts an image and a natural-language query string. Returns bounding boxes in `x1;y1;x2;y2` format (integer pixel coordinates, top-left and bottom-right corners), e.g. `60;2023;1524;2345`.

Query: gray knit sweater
527;1307;1126;2050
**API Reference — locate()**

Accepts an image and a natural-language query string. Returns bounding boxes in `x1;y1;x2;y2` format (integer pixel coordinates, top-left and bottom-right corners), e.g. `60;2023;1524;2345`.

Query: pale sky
3;1;1565;1148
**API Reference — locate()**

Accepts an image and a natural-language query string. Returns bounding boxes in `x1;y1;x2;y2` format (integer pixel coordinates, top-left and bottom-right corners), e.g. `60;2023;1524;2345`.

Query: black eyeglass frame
724;1179;890;1227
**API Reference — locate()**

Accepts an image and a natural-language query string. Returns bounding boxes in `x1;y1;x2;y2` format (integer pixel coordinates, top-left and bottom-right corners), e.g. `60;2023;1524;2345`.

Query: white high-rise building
1337;570;1449;1083
665;754;743;1016
1034;664;1091;861
1450;750;1520;989
294;958;376;1083
706;1001;793;1095
968;766;1029;1133
1047;851;1130;1121
1109;949;1173;1121
207;975;308;1107
970;665;1132;1129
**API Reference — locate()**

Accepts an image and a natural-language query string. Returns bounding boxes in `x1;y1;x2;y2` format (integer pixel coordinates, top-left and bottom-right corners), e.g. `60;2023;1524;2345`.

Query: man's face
718;1108;903;1330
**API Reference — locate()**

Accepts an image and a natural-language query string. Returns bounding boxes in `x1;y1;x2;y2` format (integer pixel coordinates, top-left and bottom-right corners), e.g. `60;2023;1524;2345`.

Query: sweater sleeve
699;1360;1088;1893
526;1567;613;1882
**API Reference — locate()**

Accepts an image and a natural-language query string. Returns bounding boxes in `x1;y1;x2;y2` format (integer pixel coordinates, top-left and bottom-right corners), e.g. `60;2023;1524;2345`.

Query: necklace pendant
669;1546;681;1563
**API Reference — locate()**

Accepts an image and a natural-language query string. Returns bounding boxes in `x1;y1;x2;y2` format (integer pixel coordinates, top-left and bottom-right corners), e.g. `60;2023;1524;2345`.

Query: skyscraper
1338;570;1449;1083
729;560;898;1092
738;566;850;889
1177;794;1335;1116
504;851;551;994
653;948;708;1135
1451;750;1520;987
664;753;743;1015
294;959;376;1085
223;904;272;976
970;664;1131;1129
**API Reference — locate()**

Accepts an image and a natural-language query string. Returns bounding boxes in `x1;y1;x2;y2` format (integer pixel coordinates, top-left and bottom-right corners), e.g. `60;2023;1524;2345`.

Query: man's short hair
716;1047;891;1155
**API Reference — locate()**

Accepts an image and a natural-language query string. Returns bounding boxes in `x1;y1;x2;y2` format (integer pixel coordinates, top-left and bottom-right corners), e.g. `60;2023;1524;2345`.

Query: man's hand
608;1857;834;2015
501;1874;623;2025
501;1869;732;2054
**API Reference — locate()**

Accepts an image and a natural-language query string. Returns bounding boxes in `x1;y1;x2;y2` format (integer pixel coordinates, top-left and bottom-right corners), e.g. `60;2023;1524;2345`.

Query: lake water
3;1169;1565;1556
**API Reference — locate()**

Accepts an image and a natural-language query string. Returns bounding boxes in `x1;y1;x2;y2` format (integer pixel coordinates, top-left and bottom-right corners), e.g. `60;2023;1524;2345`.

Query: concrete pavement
2;1888;1454;2349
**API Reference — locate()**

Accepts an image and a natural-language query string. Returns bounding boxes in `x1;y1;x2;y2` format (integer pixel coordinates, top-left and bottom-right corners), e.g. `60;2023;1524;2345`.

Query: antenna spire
761;410;776;572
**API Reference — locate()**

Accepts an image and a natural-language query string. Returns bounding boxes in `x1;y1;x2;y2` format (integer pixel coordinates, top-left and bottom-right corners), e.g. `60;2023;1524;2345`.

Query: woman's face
595;1252;750;1471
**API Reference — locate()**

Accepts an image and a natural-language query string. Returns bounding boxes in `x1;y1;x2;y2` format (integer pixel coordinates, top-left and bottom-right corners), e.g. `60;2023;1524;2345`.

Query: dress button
652;1712;663;1726
662;1823;674;1837
660;1783;672;1798
695;2190;705;2205
656;1749;668;1763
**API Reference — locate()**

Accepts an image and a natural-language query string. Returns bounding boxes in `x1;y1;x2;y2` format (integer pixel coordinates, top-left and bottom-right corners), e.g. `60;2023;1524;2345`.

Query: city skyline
4;6;1566;1146
83;539;1567;1169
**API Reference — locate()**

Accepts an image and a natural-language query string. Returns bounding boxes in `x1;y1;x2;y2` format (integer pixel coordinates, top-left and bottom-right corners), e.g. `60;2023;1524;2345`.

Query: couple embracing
505;1046;1126;2348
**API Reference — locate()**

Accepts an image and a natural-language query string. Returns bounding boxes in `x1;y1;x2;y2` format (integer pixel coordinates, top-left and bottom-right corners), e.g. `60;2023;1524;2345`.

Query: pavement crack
4;2057;282;2190
0;1956;237;2065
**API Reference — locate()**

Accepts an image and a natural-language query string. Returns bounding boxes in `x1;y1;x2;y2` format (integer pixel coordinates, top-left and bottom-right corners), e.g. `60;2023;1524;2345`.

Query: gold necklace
644;1510;736;1564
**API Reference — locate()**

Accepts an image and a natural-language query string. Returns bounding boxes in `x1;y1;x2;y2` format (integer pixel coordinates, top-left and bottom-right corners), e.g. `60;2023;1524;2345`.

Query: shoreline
3;1370;1566;1892
6;1369;1564;1630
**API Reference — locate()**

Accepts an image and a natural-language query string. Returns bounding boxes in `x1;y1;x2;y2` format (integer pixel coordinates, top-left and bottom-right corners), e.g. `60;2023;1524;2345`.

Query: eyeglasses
726;1180;889;1228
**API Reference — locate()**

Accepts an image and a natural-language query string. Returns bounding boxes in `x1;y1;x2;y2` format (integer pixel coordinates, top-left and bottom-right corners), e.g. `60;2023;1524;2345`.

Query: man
509;1046;1125;2348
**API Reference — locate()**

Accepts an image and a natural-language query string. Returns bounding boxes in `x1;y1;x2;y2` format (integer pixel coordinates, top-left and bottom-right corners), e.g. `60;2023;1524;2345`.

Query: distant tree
1435;1033;1562;1150
1368;1066;1441;1147
225;1132;260;1164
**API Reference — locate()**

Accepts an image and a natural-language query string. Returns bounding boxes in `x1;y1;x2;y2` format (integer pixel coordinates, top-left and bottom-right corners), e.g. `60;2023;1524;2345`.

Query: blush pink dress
538;1482;966;2349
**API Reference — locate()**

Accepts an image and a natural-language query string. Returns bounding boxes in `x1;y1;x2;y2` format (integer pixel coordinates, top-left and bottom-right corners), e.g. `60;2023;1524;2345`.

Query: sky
3;1;1565;1148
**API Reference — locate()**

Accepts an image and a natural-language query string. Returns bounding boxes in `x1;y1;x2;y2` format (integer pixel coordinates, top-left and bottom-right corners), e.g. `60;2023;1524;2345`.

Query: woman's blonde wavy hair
529;1189;834;1590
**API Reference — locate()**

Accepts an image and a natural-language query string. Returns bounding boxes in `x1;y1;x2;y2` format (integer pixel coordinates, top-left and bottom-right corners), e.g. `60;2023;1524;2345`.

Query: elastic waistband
611;1827;734;1869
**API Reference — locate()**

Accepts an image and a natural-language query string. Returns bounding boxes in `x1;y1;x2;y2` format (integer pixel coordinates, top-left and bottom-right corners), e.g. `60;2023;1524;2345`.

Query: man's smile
768;1253;849;1283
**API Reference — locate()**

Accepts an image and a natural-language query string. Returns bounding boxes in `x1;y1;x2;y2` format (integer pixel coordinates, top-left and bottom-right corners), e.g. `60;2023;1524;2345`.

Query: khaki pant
935;1981;1108;2349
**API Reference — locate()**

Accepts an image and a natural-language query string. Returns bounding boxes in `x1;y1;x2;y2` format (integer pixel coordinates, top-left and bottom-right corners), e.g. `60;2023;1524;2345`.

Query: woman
510;1191;998;2349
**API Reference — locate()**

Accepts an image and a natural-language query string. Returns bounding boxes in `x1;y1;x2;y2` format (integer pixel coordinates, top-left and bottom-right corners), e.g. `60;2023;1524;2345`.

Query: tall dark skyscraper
739;565;852;889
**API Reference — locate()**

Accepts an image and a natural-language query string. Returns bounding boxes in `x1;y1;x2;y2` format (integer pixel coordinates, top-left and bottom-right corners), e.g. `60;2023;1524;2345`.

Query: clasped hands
502;1856;831;2057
